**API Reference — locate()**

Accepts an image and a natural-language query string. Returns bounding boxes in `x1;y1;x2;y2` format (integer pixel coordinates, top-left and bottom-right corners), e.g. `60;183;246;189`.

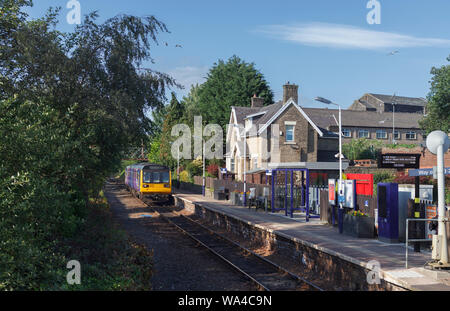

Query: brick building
225;83;430;180
226;83;340;180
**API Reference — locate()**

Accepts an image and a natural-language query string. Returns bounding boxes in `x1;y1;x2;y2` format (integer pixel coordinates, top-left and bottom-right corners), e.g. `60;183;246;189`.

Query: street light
390;94;397;144
426;131;450;266
202;139;206;197
315;96;344;233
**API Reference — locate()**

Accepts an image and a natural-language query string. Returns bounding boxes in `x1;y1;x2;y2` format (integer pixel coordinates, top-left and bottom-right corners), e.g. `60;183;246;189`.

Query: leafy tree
158;92;185;168
180;83;202;124
420;56;450;134
342;138;382;161
0;1;175;289
196;55;273;129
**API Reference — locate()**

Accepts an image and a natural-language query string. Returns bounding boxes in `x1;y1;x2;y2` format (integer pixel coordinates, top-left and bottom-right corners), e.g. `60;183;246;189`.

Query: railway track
144;200;323;291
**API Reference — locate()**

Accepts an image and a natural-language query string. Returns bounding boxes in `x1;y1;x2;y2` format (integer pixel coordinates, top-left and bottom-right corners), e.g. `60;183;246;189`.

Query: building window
406;131;417;140
358;129;369;138
252;157;258;169
376;129;387;139
285;125;294;142
342;129;351;138
231;158;235;172
394;131;400;140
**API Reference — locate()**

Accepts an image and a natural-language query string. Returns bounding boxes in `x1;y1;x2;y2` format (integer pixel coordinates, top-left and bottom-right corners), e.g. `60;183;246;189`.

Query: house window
286;125;294;142
406;131;417;140
376;129;387;139
342;129;351;138
394;131;400;140
358;129;369;138
231;158;235;172
252;157;258;169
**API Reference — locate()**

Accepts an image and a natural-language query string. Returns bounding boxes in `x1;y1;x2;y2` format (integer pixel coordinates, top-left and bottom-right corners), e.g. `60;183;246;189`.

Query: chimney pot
283;83;299;105
251;95;264;108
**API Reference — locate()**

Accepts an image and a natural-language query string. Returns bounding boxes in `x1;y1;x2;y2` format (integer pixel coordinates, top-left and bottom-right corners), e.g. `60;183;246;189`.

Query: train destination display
378;153;421;169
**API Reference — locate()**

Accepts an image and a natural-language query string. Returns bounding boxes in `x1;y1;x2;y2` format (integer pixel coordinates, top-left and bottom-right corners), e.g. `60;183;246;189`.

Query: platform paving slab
173;190;450;291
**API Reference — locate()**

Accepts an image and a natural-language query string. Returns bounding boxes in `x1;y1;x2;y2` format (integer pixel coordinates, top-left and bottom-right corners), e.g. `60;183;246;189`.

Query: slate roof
303;108;423;129
369;94;427;107
231;99;423;140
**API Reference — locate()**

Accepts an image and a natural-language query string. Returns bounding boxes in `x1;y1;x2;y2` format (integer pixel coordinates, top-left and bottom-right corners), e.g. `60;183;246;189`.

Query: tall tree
158;92;184;167
420;56;450;134
0;1;176;289
196;55;273;129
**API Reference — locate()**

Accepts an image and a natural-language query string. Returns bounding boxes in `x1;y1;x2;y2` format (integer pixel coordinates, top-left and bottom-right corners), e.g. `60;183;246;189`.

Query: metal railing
405;218;436;269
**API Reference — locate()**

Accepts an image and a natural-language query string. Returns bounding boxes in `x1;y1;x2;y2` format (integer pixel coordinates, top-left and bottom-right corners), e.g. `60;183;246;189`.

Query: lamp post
315;96;344;233
390;94;397;144
202;139;206;197
177;147;180;182
426;131;449;266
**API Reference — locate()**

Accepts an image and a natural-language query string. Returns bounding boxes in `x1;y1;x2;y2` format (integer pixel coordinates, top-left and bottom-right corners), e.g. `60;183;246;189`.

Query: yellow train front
125;162;172;201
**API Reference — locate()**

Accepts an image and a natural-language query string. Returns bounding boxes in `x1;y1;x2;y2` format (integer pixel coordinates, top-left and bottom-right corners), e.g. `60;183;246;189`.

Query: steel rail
145;201;324;291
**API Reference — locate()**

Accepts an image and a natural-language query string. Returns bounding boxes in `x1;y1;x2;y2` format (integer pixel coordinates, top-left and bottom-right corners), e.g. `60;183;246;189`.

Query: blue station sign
408;167;450;177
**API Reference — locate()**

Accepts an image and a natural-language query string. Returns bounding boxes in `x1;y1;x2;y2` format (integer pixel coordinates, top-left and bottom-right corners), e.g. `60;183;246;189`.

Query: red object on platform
346;173;374;196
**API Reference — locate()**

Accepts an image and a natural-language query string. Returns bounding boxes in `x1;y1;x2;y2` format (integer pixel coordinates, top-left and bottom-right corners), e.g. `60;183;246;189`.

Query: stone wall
274;104;317;163
173;195;407;291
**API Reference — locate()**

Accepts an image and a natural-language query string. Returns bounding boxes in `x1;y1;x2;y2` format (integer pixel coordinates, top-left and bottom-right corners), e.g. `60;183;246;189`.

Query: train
125;162;172;201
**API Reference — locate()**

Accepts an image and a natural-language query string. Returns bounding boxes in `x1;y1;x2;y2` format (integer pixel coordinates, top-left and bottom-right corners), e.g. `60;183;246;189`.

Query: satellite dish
426;130;450;155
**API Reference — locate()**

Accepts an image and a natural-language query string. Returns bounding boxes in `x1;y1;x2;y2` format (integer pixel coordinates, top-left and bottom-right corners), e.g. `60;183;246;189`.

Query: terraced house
225;83;427;180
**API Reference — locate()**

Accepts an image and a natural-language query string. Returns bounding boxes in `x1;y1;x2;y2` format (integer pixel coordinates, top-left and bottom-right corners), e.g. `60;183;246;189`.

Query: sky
25;0;450;109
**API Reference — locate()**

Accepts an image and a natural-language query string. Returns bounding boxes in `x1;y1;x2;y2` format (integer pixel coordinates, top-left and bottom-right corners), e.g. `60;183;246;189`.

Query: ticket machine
377;183;399;243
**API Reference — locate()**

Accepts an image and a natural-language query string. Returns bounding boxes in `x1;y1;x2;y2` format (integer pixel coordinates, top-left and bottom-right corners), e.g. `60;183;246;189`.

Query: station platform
173;189;450;291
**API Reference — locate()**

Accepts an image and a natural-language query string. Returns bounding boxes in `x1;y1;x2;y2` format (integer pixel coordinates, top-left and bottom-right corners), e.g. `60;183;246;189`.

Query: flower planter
343;214;375;238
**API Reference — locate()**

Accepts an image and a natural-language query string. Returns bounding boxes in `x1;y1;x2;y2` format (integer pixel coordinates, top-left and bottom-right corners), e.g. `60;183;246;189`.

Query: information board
378;153;420;169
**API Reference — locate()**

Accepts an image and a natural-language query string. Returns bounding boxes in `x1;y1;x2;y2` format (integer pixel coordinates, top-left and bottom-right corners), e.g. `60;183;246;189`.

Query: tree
158;92;185;168
195;55;273;129
0;1;175;289
180;83;201;125
342;138;382;161
420;56;450;134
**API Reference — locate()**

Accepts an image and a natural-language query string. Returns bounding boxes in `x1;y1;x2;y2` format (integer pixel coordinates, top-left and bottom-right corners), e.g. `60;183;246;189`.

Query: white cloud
257;22;450;50
168;66;208;91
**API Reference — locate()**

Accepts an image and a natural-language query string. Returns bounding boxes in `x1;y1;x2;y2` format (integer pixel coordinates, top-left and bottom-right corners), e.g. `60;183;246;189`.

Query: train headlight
143;184;149;188
164;184;170;188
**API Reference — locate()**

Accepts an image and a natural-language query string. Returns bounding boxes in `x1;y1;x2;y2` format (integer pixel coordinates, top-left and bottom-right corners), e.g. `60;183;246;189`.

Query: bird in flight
387;50;399;56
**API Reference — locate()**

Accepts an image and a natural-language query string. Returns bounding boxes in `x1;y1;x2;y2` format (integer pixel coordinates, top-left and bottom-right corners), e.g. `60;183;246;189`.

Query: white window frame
358;129;369;138
406;131;417;140
231;158;235;172
342;128;351;138
376;129;387;139
285;124;295;142
394;130;400;140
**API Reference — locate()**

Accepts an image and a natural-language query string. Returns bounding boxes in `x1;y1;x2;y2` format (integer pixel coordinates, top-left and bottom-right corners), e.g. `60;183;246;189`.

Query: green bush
179;170;191;183
373;171;396;197
186;157;203;177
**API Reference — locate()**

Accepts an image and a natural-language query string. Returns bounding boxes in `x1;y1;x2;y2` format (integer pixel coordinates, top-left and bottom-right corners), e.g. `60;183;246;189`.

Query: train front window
150;172;160;183
143;172;152;183
161;172;170;183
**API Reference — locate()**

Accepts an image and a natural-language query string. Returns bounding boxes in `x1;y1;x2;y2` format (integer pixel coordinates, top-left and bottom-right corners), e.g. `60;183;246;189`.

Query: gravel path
104;181;256;291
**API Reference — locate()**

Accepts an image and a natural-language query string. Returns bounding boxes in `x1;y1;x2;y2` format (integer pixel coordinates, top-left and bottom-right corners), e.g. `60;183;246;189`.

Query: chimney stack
251;94;264;108
283;82;299;105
